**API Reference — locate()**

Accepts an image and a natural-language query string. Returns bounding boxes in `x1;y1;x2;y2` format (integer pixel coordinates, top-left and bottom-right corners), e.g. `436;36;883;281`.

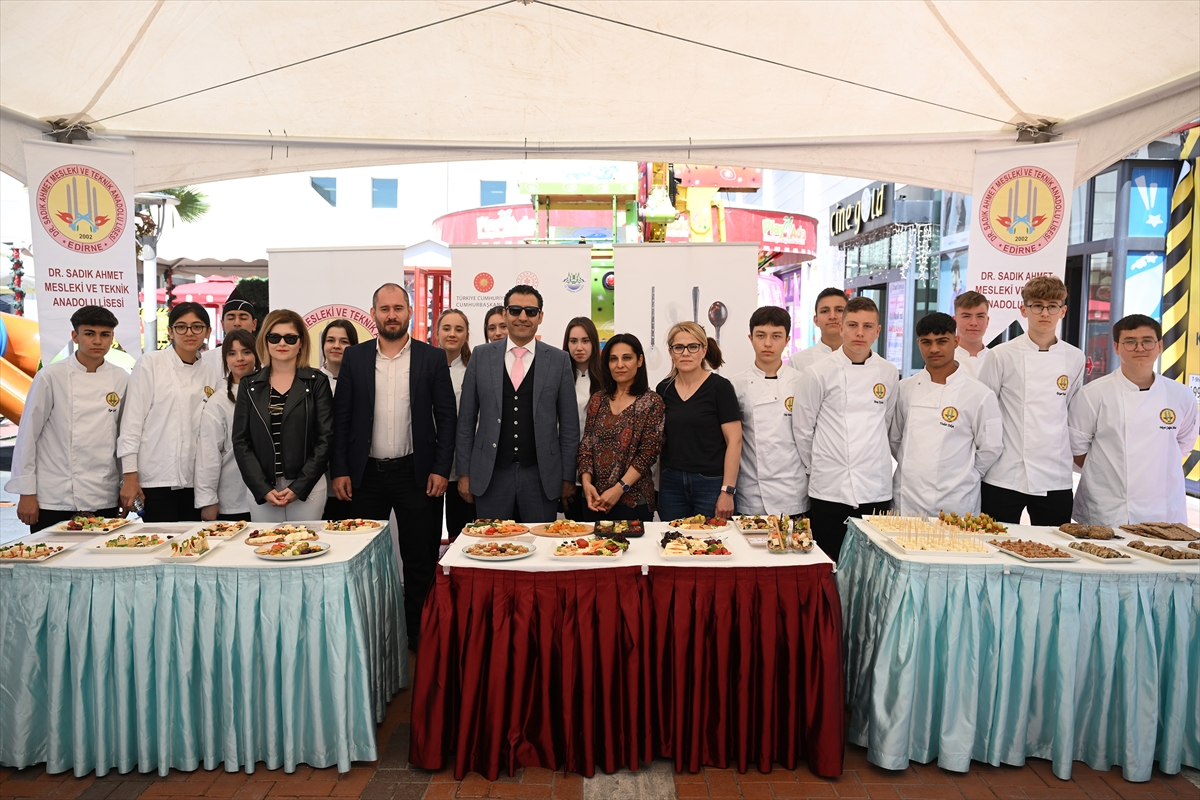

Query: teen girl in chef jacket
1069;314;1199;526
889;312;1003;518
437;308;474;540
194;329;259;521
201;298;258;375
792;296;898;560
7;306;128;532
731;306;808;516
978;276;1085;526
118;302;220;522
563;316;604;518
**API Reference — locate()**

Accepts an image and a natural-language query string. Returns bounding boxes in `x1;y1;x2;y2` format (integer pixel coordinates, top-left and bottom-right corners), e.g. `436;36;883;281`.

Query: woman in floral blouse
578;333;665;522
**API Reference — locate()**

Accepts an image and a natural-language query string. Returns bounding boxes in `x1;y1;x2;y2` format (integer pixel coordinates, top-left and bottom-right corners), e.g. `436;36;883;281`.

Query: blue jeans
658;467;723;521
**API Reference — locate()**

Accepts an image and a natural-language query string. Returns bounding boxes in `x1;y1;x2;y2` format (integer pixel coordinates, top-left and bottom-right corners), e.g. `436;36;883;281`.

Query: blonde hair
258;309;312;368
665;321;723;381
1021;275;1068;305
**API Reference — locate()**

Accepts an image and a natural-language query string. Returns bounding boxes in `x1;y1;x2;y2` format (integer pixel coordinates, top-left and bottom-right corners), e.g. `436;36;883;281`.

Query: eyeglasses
1026;303;1064;316
506;305;541;318
266;333;301;345
171;323;208;335
1118;338;1159;351
668;343;704;354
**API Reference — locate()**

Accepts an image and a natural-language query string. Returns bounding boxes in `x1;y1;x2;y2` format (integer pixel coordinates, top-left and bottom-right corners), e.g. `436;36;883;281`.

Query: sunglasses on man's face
506;305;541;318
266;333;301;345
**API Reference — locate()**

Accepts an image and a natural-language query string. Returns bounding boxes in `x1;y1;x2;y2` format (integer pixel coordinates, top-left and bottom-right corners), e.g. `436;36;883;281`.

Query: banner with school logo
24;140;141;361
967;141;1078;342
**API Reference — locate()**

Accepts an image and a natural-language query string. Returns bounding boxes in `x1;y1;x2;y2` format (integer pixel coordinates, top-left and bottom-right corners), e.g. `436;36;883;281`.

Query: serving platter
322;519;385;533
462;542;537;561
530;522;594;538
90;533;176;553
880;535;994;558
156;537;222;563
989;542;1079;563
1052;528;1125;543
1065;541;1135;564
55;516;131;533
1120;542;1200;565
0;541;75;562
196;520;248;538
254;542;331;562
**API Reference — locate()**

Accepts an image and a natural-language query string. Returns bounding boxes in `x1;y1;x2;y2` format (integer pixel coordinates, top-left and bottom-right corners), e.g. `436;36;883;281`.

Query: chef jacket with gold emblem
786;340;835;375
889;365;1004;517
793;348;899;507
117;347;219;488
953;346;990;380
5;355;128;511
194;384;254;514
1068;371;1198;526
977;334;1085;495
732;365;808;514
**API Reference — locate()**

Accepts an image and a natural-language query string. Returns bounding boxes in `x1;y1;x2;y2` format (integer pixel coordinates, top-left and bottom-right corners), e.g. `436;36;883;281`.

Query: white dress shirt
5;355;128;511
320;366;338;395
194;383;254;514
370;338;413;459
953;346;990;380
574;369;592;436
732;365;808;514
505;336;536;380
786;340;835;375
448;355;467;480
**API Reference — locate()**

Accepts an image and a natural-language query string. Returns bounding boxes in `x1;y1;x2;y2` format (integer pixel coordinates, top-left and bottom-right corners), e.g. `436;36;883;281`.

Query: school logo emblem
515;270;539;289
941;407;958;423
1056;375;1069;391
1161;408;1176;425
473;272;494;293
204;385;215;398
978;166;1064;256
562;271;587;293
784;396;794;412
105;392;120;407
873;383;886;399
36;164;127;253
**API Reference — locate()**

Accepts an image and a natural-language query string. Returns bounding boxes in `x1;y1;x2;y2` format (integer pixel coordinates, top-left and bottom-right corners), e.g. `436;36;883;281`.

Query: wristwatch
619;480;632;493
721;485;737;496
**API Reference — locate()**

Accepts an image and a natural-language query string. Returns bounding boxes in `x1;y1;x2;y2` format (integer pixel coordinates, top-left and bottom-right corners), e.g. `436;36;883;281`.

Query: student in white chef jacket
978;276;1085;525
952;291;992;380
890;313;1003;517
732;306;807;516
793;296;898;561
118;302;221;522
6;306;128;533
1069;314;1199;526
194;330;259;521
787;287;846;375
201;298;258;375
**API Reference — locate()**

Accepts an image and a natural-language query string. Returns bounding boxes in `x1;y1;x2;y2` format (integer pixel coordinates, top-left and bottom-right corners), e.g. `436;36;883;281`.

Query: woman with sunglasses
654;321;742;522
195;329;259;521
118;302;221;522
232;309;334;521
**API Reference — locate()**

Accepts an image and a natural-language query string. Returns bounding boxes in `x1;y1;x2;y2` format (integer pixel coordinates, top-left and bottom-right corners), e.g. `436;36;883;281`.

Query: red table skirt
409;564;844;780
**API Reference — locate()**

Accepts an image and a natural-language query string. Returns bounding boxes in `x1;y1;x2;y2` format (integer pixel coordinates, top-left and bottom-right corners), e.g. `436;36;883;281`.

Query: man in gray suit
456;284;579;521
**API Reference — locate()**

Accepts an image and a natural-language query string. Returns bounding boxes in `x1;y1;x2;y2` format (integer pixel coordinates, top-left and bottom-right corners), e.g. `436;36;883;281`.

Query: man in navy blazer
331;283;456;649
456;284;579;521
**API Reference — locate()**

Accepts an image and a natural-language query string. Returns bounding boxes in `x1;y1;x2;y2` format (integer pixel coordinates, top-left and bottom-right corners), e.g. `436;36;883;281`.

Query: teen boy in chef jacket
787;287;847;374
6;306;128;532
978;276;1085;525
201;298;258;375
890;312;1003;518
731;306;807;517
952;291;991;380
1068;314;1198;526
793;296;898;560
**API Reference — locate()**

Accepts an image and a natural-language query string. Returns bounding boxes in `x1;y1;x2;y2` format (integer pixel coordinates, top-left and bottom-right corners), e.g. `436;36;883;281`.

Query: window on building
311;177;336;207
372;178;398;209
1068;183;1088;245
480;180;506;207
1090;170;1117;241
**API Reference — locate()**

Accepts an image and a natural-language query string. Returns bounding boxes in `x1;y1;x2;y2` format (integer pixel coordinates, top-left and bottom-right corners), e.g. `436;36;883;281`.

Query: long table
0;520;407;777
838;519;1200;782
408;524;846;780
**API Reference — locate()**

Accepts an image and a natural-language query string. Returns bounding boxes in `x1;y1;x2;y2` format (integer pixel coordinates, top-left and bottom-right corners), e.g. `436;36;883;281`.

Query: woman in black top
654;321;742;521
232;309;333;522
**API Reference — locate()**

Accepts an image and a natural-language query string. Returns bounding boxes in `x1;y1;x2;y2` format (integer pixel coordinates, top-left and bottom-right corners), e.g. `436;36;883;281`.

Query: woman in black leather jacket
232;309;333;521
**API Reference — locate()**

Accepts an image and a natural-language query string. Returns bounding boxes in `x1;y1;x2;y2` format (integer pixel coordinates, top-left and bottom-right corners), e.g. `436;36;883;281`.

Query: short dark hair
953;291;989;312
1111;314;1161;343
815;287;848;313
168;302;211;328
70;305;118;330
844;296;879;321
504;284;543;309
748;306;791;333
600;333;650;396
372;282;410;308
915;312;956;338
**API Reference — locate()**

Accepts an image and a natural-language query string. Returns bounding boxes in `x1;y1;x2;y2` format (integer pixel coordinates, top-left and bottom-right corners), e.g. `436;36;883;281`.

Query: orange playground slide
0;312;39;425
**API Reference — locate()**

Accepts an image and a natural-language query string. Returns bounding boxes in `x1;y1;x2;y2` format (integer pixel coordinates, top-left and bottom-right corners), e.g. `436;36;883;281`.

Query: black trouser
980;483;1073;527
443;487;475;544
562;487;585;520
808;497;892;563
140;487;196;523
322;493;354;522
351;456;441;649
29;506;120;534
217;511;253;522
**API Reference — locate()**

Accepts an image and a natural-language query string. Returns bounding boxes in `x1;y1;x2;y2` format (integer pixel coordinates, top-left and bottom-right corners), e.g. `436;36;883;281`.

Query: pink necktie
511;346;528;389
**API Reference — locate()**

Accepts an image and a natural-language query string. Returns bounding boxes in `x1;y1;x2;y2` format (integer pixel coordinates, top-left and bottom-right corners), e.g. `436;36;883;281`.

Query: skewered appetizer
668;515;727;530
1127;540;1200;560
766;527;787;552
463;519;530;536
104;533;167;548
790;518;814;551
938;511;1008;534
324;518;383;531
463;541;531;557
1068;541;1128;559
0;542;65;559
895;532;988;552
554;536;629;556
169;534;211;557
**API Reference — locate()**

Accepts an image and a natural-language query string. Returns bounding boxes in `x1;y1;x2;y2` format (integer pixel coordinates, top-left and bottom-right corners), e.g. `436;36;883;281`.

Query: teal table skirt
0;531;407;777
837;522;1199;782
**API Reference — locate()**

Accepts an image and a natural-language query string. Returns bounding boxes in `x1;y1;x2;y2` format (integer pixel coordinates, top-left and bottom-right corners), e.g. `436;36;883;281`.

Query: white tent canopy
2;0;1197;193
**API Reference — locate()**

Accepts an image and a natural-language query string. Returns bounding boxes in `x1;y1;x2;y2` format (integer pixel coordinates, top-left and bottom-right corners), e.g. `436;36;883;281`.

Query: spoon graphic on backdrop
708;301;728;344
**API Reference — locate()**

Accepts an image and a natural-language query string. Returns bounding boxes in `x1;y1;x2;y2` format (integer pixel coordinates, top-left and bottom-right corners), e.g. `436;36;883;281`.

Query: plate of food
530;520;593;537
733;515;778;533
461;519;531;537
936;511;1008;535
668;515;729;532
553;535;629;557
156;534;220;562
462;541;536;561
988;538;1078;563
197;520;248;538
594;519;645;538
244;525;320;546
56;515;130;533
323;518;384;533
1119;522;1200;542
659;530;733;559
1055;523;1123;542
883;532;994;557
1122;540;1200;564
91;532;175;553
1066;540;1133;564
254;541;330;561
0;541;73;562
